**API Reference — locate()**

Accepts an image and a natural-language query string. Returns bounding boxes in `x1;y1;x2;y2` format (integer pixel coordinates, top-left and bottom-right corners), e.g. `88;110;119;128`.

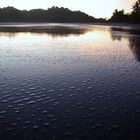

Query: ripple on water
0;24;140;140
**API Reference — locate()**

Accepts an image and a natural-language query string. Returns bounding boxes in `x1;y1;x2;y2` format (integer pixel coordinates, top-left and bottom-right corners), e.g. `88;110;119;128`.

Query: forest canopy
109;0;140;23
0;6;99;23
0;0;139;23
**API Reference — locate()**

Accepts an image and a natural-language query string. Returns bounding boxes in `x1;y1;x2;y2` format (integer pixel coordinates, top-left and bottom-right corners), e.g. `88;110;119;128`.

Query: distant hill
0;6;105;23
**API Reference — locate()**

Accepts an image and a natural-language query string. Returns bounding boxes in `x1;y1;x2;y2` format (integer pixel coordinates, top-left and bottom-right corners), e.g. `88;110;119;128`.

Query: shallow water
0;23;140;140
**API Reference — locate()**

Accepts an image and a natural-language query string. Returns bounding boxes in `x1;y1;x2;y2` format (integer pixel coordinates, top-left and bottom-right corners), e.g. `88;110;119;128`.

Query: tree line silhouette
109;0;140;23
0;0;139;23
0;6;98;23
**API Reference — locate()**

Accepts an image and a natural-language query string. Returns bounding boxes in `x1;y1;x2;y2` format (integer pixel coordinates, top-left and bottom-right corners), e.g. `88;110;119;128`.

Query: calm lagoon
0;23;140;140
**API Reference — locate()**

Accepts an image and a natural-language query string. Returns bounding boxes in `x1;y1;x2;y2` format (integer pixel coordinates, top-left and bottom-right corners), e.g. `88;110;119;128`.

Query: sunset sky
0;0;136;18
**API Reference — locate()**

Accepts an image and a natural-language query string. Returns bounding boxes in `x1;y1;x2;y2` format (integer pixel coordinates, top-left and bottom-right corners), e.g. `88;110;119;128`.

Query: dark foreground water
0;23;140;140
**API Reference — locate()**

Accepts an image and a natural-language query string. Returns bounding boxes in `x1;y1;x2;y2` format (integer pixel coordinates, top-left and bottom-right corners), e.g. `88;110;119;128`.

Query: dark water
0;23;140;140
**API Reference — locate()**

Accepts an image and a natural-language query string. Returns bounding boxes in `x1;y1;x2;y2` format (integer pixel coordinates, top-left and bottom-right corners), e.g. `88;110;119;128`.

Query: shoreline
0;22;140;31
0;22;140;25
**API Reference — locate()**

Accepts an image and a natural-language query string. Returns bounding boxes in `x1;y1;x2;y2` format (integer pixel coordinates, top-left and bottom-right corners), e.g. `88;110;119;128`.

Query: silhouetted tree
0;6;97;23
131;0;140;23
0;2;140;24
109;9;129;23
109;0;140;24
132;0;140;14
0;7;22;21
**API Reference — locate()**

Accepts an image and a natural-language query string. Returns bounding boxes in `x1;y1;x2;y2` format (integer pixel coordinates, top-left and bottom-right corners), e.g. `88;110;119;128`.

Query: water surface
0;23;140;140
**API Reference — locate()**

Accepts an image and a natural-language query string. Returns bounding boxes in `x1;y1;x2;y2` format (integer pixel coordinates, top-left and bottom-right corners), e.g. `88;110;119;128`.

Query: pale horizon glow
0;0;136;18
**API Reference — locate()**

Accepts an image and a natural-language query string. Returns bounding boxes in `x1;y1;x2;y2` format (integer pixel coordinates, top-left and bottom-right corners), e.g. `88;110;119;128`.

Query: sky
0;0;136;18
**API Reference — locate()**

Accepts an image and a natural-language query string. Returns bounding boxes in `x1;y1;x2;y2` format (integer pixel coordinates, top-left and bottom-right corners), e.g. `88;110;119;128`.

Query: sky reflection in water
0;24;140;140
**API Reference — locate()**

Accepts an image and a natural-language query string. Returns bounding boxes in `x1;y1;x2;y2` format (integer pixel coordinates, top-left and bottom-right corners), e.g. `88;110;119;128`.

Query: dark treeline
109;0;140;23
0;0;139;23
0;6;101;23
